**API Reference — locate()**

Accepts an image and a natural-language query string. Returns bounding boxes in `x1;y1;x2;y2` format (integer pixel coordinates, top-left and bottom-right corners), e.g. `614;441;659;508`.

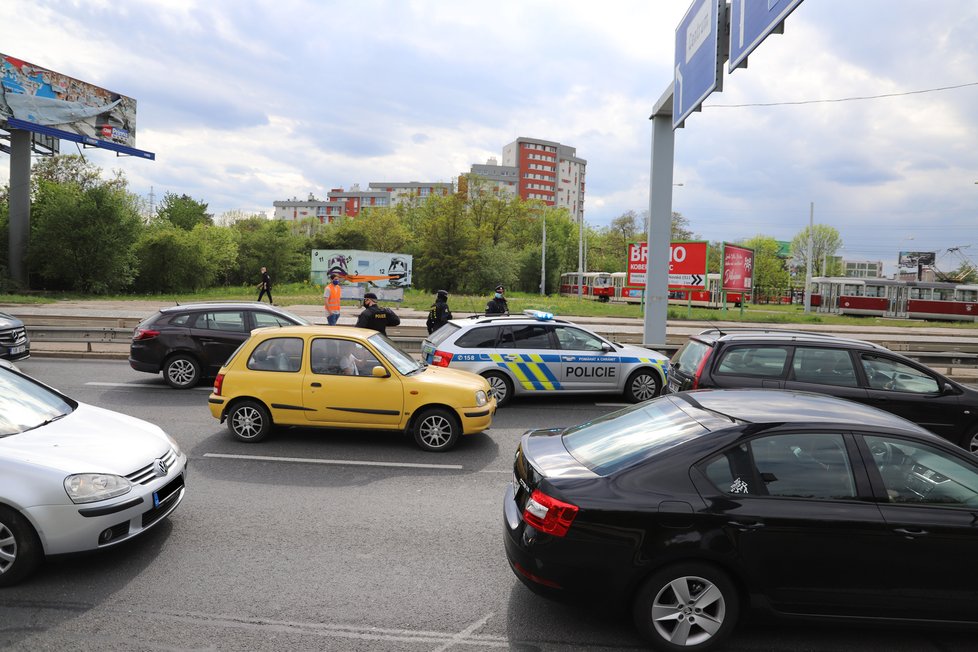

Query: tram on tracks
810;277;978;321
559;271;615;301
609;272;744;308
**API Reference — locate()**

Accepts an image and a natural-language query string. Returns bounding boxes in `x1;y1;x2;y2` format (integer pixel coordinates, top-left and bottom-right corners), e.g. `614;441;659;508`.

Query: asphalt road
2;358;977;651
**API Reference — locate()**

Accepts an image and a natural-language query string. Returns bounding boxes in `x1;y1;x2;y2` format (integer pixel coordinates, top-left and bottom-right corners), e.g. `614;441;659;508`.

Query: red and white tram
810;277;978;321
559;272;615;301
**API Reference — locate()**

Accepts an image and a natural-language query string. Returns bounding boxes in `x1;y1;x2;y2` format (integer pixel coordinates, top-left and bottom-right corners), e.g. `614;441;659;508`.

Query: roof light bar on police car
522;309;554;321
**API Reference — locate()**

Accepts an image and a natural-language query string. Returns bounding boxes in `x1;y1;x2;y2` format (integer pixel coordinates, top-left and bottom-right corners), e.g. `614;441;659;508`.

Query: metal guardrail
23;324;977;371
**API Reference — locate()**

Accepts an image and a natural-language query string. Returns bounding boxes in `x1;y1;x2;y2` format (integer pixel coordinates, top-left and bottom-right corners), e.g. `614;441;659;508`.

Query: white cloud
2;0;977;277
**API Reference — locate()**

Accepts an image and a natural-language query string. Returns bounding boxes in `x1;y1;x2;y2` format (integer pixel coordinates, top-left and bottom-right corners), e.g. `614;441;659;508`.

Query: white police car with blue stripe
421;310;669;406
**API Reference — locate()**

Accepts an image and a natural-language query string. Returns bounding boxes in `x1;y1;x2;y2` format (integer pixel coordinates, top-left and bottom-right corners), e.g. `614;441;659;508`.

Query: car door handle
310;382;321;387
727;520;764;531
893;527;928;537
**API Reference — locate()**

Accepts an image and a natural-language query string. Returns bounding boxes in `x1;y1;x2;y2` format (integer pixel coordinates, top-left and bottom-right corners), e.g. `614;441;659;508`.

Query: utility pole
540;210;546;295
804;202;814;313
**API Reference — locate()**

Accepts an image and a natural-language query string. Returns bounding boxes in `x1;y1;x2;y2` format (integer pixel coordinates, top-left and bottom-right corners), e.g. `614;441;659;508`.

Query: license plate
9;344;25;355
153;474;184;507
668;379;680;393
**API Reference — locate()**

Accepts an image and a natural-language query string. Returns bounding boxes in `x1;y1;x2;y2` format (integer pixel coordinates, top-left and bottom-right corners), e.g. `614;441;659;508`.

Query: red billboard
627;241;709;289
721;243;754;292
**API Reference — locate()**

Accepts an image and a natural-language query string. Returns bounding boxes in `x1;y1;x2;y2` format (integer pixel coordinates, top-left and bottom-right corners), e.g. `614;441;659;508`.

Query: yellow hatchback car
208;326;496;451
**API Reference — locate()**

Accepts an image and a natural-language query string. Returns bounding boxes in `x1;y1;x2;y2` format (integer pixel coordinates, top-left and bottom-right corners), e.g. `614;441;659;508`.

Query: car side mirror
943;382;958;396
371;365;389;378
601;342;613;353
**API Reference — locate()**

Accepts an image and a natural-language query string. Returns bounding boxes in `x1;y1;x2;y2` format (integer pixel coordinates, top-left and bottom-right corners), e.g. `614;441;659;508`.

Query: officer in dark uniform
485;284;509;315
426;290;453;334
356;292;401;335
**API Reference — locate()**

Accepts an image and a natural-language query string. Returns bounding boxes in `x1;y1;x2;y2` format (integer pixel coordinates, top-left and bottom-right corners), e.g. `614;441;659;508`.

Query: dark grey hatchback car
669;328;978;452
129;302;309;388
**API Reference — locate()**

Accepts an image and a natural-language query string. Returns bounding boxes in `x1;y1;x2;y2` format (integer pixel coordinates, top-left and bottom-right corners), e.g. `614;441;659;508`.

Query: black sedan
504;389;978;651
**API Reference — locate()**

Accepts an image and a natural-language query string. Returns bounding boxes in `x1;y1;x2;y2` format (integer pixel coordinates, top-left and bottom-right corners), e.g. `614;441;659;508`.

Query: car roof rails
698;327;841;339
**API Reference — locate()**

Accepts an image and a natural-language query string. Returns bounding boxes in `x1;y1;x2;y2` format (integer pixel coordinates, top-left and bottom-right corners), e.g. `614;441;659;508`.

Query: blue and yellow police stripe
488;353;563;391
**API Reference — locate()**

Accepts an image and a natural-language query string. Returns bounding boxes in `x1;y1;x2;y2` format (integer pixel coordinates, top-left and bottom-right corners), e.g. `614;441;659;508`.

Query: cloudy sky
3;0;978;275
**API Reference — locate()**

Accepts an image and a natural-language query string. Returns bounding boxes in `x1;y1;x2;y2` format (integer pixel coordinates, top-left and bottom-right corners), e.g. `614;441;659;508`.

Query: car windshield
368;333;424;375
0;368;74;437
562;397;709;475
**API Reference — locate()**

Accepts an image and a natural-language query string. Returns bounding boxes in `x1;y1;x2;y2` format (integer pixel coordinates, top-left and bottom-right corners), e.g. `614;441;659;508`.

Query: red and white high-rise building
502;137;586;223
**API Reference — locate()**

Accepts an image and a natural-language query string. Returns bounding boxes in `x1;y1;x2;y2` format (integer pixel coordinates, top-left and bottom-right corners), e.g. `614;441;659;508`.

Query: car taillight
132;328;160;341
692;349;712;390
522;489;578;537
431;350;453;367
213;373;225;396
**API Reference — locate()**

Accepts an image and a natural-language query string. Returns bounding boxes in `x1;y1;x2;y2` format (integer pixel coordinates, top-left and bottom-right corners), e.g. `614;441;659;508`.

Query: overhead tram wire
706;81;978;108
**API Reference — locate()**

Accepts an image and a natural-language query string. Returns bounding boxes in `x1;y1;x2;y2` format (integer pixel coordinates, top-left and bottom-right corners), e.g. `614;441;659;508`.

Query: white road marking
432;612;495;652
86;381;211;390
204;452;463;470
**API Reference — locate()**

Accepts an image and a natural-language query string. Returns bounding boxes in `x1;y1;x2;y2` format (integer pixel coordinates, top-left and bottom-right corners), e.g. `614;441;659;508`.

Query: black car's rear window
673;339;712;374
562;397;709;475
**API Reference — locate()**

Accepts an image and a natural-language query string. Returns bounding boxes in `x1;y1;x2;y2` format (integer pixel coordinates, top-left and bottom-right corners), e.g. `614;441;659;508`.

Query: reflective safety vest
324;284;342;312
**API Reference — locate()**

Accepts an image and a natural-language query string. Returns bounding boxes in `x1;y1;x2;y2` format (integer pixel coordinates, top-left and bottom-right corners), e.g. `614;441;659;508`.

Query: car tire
164;354;201;389
0;506;42;588
632;562;739;652
412;407;460;452
625;368;662;403
482;371;513;407
227;400;272;443
961;426;978;455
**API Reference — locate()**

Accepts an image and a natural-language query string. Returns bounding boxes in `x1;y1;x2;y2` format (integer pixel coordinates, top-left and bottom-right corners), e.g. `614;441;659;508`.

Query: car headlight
475;390;488;407
64;474;132;504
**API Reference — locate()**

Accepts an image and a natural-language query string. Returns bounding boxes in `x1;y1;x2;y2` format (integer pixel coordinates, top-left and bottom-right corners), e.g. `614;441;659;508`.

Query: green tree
195;223;239;287
791;224;843;276
231;217;308;286
412;194;476;292
133;224;209;292
157;192;212;230
30;182;142;293
31;154;125;196
739;235;790;301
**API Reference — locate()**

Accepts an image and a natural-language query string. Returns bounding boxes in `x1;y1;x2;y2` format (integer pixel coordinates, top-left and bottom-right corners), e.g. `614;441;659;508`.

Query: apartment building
501;136;586;223
465;157;519;199
367;181;453;207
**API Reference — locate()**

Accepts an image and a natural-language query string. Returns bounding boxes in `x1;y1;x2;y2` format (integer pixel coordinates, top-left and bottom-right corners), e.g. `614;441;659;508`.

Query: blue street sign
729;0;805;73
673;0;724;129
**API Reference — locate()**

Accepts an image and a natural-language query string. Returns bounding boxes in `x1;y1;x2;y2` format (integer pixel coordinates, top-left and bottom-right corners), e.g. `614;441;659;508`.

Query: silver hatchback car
0;364;187;586
421;310;669;406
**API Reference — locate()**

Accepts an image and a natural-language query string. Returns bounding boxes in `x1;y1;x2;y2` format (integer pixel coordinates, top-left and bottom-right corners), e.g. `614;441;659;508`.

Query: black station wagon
129;302;308;388
669;328;978;452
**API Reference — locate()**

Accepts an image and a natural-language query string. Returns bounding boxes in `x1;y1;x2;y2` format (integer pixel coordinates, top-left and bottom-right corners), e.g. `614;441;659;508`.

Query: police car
420;310;669;406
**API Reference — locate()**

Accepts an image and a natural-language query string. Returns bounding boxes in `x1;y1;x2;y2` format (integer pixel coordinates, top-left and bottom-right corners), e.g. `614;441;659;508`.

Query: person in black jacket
257;266;273;303
426;290;453;334
485;284;509;315
356;292;401;335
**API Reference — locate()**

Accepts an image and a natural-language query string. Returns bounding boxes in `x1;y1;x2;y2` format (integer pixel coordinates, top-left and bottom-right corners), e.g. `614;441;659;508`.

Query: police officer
426;289;453;334
485;284;509;315
356;292;401;335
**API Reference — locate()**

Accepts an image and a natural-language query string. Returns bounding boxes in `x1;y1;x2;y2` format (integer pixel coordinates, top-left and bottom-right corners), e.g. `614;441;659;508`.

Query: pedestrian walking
356;292;401;335
324;273;342;325
257;266;273;303
426;290;453;334
485;284;509;315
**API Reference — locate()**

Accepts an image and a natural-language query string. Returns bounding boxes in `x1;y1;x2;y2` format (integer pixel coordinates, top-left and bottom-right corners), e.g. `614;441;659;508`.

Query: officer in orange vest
324;273;343;325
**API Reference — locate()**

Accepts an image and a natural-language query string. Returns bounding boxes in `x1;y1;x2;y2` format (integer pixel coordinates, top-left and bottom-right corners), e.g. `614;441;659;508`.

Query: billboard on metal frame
0;53;138;148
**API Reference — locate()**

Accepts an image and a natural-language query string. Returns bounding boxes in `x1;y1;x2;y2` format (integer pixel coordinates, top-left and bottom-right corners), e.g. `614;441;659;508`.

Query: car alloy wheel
0;507;41;587
626;369;661;403
633;563;738;652
482;371;513;407
413;408;460;452
228;400;271;443
164;355;200;389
